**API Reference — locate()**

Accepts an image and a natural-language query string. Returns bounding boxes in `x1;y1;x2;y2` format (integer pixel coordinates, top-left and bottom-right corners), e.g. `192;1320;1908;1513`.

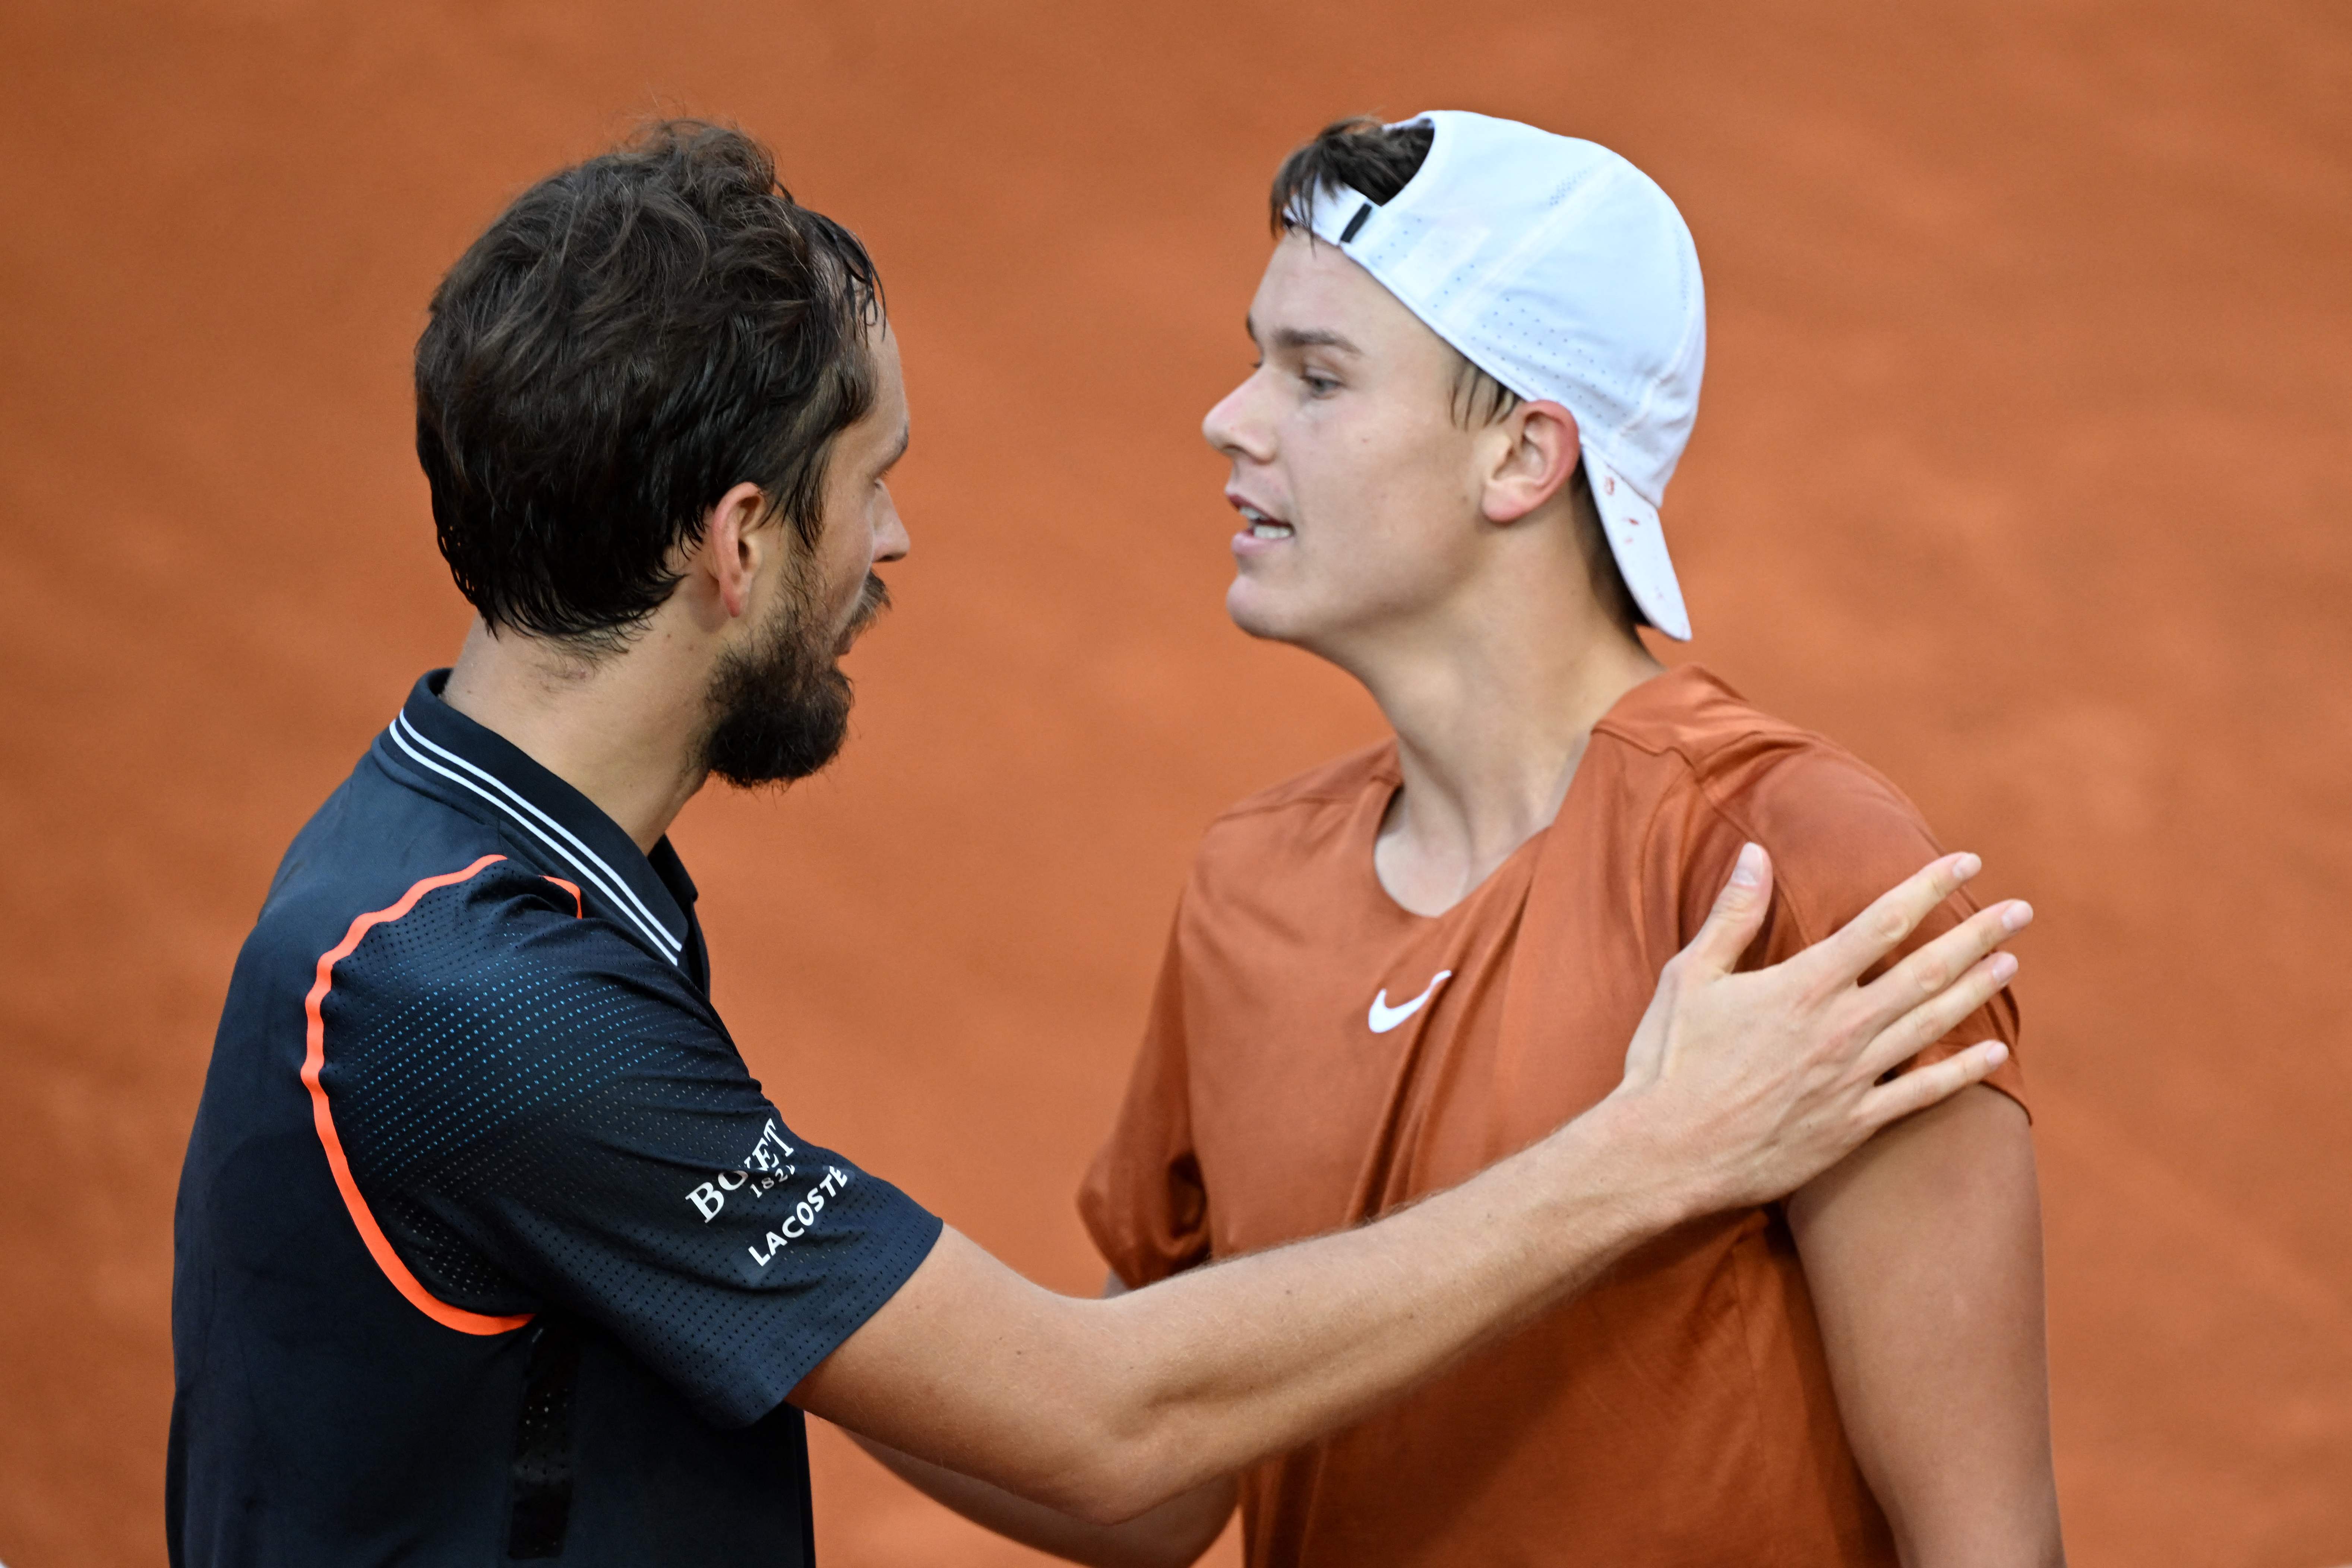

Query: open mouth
1236;503;1295;541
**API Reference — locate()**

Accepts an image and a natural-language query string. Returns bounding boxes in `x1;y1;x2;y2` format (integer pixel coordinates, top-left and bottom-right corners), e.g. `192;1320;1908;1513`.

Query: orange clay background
2;1;2348;1564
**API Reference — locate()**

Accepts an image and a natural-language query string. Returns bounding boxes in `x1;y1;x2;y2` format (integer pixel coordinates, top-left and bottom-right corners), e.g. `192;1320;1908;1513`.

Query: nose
872;484;911;565
1202;373;1273;462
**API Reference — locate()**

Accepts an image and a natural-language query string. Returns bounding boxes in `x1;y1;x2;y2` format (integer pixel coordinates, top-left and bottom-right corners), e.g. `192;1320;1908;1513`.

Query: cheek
1302;464;1476;613
1286;419;1378;527
1294;389;1455;499
1296;430;1440;548
822;512;873;590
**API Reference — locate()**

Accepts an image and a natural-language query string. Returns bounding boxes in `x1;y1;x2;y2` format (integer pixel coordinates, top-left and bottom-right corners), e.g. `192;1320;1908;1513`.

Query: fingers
1679;843;1776;976
1798;852;1983;991
1855;898;2033;1034
1858;948;2020;1082
1856;1039;2009;1128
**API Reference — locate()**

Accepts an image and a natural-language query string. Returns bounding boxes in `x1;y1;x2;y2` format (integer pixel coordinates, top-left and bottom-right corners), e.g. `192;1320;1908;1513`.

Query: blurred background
2;1;2347;1563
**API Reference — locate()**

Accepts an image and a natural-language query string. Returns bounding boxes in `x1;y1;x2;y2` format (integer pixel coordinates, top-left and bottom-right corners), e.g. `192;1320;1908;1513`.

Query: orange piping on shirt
544;876;583;917
300;854;536;1336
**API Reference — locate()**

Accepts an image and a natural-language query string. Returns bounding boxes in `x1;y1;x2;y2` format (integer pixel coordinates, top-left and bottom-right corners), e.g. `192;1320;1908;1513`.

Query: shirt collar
376;670;696;969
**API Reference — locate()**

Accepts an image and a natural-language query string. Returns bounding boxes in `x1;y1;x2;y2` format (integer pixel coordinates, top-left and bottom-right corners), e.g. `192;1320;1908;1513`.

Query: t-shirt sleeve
321;868;943;1428
1077;895;1213;1289
1675;743;2028;1117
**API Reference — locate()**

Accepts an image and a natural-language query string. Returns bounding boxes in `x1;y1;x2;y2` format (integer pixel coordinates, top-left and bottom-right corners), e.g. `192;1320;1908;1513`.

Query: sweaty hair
1270;116;1643;635
415;119;882;651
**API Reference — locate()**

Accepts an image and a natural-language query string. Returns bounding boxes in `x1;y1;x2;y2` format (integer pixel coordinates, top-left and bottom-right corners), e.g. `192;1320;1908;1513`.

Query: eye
1301;370;1340;396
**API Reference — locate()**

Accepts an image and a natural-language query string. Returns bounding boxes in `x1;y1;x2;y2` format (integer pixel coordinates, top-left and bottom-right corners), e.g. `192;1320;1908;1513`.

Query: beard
701;568;890;788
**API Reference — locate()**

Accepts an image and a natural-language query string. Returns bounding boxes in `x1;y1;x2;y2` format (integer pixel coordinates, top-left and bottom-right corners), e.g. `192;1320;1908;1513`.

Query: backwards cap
1293;111;1705;640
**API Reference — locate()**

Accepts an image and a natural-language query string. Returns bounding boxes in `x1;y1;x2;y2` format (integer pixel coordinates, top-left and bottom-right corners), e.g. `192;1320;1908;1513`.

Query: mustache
844;571;891;638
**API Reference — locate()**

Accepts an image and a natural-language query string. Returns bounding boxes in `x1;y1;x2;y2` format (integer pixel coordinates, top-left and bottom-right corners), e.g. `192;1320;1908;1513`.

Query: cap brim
1585;447;1692;641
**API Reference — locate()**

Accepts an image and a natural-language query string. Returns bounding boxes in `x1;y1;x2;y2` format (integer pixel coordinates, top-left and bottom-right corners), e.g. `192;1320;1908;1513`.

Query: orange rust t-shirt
1078;666;2026;1568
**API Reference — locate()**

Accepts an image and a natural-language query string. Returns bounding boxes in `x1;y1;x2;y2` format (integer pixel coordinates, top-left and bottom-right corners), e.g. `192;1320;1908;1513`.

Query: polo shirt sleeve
1077;895;1214;1289
319;865;943;1428
1675;742;2028;1117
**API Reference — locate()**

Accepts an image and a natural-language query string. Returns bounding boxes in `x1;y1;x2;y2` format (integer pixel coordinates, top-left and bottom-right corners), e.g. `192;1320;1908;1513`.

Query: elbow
1063;1494;1147;1531
1031;1423;1195;1528
1049;1456;1169;1529
1009;1304;1231;1539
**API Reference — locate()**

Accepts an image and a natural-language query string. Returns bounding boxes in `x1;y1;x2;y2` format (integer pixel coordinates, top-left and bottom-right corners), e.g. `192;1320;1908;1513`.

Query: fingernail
1730;842;1763;887
1952;852;1983;881
1991;952;2019;982
2003;901;2034;932
1980;1041;2010;1066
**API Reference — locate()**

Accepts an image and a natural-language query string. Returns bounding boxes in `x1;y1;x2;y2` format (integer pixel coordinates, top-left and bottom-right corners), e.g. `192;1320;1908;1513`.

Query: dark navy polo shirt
168;671;942;1567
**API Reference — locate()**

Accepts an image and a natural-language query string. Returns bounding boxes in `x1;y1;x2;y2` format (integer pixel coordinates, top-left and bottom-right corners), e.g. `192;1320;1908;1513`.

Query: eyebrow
1245;315;1363;356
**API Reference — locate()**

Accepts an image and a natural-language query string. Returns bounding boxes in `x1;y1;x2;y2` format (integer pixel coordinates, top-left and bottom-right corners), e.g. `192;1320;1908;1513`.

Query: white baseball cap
1292;111;1705;640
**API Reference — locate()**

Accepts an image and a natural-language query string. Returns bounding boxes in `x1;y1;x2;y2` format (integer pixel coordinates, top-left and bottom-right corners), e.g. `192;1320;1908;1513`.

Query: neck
1334;546;1665;916
440;617;712;854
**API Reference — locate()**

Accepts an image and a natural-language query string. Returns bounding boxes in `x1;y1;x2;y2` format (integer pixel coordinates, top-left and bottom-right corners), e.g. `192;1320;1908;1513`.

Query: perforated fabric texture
1296;110;1706;639
317;862;942;1427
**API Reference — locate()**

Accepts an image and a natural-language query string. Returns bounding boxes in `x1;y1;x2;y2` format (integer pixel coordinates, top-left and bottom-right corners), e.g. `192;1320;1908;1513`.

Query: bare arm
844;1274;1237;1568
1787;1086;2062;1567
845;1432;1236;1568
797;847;2027;1525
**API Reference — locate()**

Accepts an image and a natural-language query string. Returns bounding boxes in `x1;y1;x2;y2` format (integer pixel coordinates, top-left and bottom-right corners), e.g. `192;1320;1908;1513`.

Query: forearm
1090;1097;1686;1490
800;1094;1694;1521
796;850;2020;1526
846;1430;1234;1568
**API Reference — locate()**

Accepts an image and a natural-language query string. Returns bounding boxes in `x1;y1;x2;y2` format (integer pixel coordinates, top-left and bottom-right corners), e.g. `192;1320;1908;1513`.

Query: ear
1479;400;1581;526
699;481;774;622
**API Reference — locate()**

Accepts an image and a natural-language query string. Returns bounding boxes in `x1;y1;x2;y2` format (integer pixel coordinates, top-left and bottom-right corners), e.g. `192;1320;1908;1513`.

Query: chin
1225;577;1320;646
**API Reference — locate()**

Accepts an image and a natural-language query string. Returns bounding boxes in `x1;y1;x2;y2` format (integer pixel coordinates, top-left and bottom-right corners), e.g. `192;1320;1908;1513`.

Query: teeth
1235;502;1294;539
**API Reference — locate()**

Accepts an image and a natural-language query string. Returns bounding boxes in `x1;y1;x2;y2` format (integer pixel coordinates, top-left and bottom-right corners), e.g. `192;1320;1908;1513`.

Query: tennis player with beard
168;120;2032;1568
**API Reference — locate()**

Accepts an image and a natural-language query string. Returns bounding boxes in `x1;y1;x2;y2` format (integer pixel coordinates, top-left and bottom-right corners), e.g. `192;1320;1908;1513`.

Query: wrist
1571;1090;1723;1236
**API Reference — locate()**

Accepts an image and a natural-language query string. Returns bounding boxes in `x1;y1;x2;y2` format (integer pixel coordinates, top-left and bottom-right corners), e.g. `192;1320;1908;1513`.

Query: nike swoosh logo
1368;970;1453;1034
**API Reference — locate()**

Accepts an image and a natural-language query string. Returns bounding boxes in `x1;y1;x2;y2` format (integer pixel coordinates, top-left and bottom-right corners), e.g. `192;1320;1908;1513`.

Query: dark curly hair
415;119;883;651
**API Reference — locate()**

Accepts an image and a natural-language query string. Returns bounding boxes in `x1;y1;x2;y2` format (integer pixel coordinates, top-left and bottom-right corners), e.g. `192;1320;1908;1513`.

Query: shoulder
1153;741;1395;952
1190;740;1394;869
1210;740;1396;826
1596;665;1820;781
319;853;697;1025
1599;667;1926;828
257;796;707;1081
253;747;678;989
1596;666;1950;943
310;853;731;1153
252;818;582;983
